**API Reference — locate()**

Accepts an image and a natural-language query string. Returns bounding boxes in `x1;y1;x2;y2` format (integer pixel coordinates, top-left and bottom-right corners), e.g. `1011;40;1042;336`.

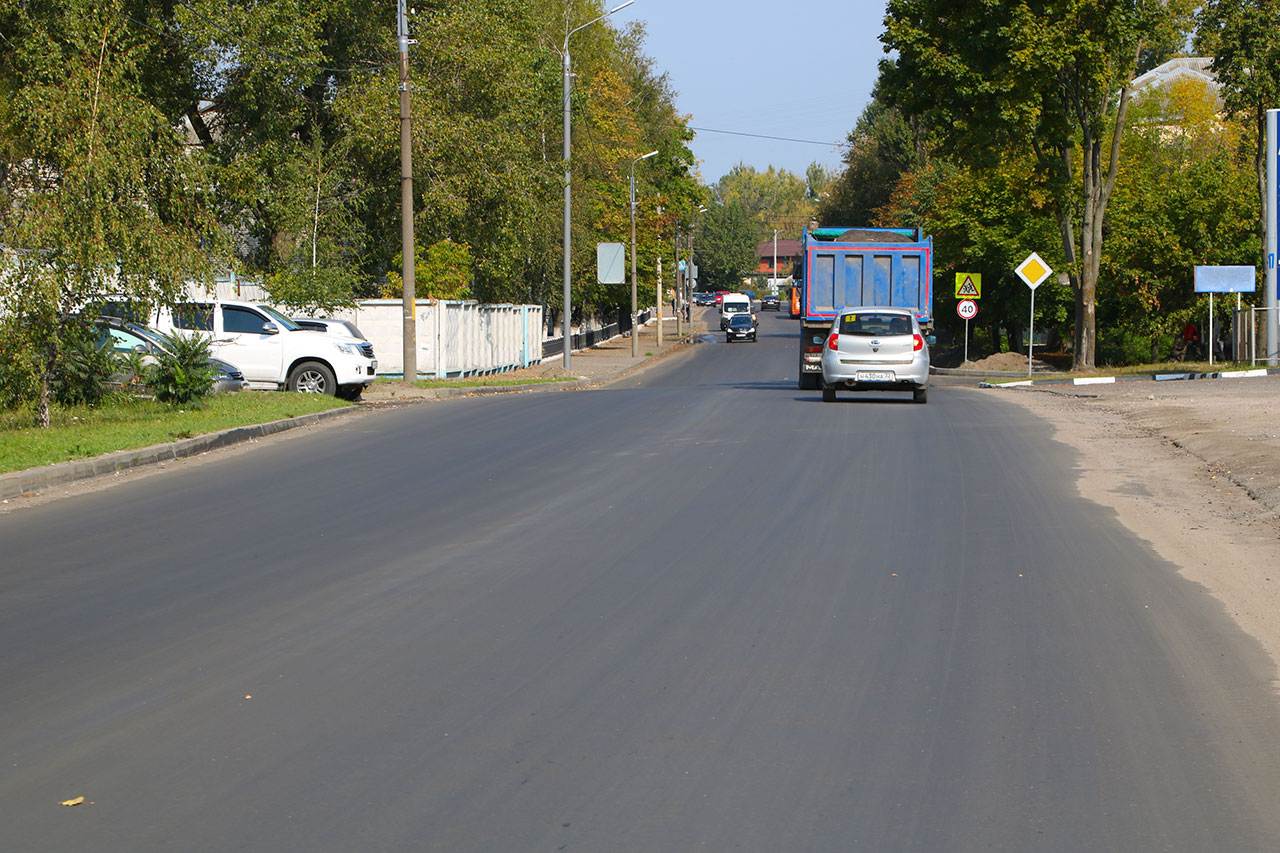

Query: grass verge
0;392;349;474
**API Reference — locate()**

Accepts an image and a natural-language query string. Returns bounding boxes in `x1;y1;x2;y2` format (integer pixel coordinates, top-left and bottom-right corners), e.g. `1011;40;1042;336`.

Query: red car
714;290;730;305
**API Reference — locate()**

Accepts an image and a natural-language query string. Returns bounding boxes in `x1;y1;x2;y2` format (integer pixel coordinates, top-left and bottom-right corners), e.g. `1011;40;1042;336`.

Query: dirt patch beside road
991;377;1280;680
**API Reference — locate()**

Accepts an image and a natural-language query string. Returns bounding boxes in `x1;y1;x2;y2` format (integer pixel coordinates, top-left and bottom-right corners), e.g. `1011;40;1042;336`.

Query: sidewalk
362;309;711;403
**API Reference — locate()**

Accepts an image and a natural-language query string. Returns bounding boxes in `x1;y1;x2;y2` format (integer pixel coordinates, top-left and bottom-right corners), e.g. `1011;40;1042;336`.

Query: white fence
333;299;542;378
189;278;542;378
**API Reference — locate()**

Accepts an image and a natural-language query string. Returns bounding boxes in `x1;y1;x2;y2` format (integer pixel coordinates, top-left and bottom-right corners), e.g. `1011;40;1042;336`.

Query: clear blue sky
611;0;889;184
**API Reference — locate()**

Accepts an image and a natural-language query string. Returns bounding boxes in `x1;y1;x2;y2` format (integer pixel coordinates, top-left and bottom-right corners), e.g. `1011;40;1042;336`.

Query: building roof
756;239;802;258
1131;57;1218;95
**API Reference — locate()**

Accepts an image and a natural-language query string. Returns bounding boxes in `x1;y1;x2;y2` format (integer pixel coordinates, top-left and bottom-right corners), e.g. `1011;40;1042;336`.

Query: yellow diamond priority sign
955;273;982;299
1015;252;1052;290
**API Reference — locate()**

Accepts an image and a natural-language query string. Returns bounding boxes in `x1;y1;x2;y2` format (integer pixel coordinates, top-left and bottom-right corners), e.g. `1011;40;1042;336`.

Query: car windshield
838;312;913;337
256;304;301;332
730;315;753;327
125;322;178;352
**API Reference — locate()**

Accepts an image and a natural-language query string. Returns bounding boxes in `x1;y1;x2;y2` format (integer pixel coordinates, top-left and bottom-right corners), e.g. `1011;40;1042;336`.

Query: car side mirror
262;321;279;335
926;335;937;347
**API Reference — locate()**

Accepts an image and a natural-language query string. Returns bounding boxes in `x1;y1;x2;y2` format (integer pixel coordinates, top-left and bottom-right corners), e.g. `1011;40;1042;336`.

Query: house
755;238;801;277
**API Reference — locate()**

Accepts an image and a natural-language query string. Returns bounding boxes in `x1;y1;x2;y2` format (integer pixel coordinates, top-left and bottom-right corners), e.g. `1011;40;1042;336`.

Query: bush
0;317;41;410
146;332;216;405
51;325;118;407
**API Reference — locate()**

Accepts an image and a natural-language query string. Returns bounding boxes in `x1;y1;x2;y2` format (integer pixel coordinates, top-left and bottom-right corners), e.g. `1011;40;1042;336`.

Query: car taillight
913;333;924;352
827;333;839;351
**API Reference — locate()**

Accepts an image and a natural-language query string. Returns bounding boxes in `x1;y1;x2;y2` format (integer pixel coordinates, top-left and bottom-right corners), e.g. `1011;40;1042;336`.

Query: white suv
155;299;377;400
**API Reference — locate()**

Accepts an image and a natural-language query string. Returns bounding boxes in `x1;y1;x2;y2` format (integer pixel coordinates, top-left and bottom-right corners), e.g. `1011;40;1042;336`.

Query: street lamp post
562;1;635;369
630;150;658;357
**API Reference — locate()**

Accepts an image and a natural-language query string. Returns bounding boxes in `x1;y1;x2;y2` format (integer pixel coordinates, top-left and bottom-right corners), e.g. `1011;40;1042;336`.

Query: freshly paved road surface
4;312;1280;851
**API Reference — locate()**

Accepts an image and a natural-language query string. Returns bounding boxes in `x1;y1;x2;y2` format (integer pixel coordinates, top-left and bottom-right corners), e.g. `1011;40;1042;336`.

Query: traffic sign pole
965;317;970;364
1028;288;1035;377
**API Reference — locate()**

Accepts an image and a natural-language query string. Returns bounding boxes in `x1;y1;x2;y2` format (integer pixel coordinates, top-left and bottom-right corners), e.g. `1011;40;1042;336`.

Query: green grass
0;392;349;474
378;376;575;389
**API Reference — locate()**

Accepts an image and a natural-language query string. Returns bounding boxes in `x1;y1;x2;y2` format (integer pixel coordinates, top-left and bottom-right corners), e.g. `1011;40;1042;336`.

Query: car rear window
839;312;912;337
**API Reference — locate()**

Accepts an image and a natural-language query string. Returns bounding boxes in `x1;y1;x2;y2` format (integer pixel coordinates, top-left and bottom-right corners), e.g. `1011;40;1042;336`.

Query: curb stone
979;367;1280;389
0;406;358;501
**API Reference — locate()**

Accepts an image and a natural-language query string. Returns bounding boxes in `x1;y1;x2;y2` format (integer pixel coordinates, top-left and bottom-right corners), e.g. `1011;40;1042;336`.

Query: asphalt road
4;311;1280;851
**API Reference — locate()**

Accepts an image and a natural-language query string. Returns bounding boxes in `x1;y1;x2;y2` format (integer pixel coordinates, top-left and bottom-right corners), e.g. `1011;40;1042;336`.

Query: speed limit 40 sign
956;299;979;320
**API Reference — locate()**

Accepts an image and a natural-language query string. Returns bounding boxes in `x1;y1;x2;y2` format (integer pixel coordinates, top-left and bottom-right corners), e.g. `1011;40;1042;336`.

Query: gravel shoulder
991;377;1280;679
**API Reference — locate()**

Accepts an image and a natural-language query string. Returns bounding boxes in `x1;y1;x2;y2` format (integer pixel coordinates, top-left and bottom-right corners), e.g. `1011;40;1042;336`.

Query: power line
688;126;850;148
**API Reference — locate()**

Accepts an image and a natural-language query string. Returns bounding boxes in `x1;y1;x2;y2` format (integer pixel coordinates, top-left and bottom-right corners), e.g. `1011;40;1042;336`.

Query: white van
719;293;752;329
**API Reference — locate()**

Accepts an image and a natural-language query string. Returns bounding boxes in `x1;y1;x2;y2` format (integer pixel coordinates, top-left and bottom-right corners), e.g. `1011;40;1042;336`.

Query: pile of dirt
964;351;1055;372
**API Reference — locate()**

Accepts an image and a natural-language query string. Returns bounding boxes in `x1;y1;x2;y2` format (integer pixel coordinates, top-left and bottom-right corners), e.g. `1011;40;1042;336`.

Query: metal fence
541;309;653;359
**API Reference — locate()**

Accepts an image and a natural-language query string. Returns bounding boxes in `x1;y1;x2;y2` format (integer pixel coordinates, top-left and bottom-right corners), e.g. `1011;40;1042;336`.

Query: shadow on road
791;395;918;405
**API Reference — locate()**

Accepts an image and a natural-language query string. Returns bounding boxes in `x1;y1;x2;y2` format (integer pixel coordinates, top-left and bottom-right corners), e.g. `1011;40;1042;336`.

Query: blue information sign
1194;265;1256;294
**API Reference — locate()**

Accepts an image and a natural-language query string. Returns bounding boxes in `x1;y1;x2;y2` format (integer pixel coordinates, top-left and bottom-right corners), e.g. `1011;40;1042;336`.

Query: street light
630;149;658;358
562;0;635;369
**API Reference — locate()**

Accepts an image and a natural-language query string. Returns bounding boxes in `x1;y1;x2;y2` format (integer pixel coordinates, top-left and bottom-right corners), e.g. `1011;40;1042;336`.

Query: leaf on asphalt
60;796;85;807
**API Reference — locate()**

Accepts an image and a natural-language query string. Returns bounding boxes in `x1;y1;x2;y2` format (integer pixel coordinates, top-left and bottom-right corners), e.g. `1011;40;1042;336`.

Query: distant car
820;307;929;403
725;312;758;343
292;317;367;340
761;295;780;311
693;292;715;306
714;291;730;305
93;317;248;394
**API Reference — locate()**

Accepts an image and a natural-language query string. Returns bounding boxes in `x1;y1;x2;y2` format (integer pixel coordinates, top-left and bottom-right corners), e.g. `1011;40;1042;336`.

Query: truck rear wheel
798;372;820;390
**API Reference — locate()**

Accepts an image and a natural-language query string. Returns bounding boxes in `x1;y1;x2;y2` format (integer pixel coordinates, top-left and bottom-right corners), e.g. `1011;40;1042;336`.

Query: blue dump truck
794;226;934;389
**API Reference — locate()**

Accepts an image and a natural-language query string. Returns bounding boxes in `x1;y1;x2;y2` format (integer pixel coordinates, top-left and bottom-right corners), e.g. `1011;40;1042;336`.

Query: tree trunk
37;340;56;429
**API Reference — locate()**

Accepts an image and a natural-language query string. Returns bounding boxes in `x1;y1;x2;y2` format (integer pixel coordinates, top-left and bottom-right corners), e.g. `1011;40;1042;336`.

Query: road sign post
1015;253;1052;376
1194;266;1256;366
956;299;979;364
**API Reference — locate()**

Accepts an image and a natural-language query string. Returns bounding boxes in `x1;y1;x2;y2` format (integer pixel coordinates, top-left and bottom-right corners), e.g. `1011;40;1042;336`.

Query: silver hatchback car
820;307;930;403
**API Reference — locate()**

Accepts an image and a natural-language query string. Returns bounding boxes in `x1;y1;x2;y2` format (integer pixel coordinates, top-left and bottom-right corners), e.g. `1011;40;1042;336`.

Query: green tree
715;164;813;242
1197;1;1280;266
880;0;1194;368
0;0;220;426
696;202;755;291
820;99;924;227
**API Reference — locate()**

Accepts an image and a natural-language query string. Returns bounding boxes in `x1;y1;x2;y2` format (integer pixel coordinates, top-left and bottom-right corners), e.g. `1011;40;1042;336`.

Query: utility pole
657;255;664;346
563;2;637;370
1267;109;1278;365
397;0;416;383
772;229;778;297
629;150;657;358
675;225;683;336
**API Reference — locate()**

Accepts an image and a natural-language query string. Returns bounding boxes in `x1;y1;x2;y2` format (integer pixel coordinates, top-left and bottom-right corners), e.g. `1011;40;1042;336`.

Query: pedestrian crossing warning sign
955;273;982;299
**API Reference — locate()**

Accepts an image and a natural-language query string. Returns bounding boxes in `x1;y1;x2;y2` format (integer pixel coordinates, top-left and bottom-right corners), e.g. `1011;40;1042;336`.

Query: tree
1197;1;1280;267
820;99;924;226
880;0;1193;368
696;202;755;291
0;0;220;426
715;164;814;242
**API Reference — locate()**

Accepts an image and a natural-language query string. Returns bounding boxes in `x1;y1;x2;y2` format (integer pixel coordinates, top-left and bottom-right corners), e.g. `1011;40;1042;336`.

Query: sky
610;0;889;184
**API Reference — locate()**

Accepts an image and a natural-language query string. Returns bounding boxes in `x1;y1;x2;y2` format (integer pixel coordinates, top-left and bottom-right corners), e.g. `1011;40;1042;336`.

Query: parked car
153;299;376;400
820;307;930;404
761;294;780;311
725;312;758;343
292;317;367;340
93;316;248;394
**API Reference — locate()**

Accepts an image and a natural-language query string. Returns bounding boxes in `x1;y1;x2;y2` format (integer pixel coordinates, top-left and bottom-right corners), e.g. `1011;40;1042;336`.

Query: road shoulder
990;382;1280;680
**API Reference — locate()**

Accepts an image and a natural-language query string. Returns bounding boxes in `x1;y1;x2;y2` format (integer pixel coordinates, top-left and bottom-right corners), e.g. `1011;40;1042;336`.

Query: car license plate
857;370;894;382
371;360;378;371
